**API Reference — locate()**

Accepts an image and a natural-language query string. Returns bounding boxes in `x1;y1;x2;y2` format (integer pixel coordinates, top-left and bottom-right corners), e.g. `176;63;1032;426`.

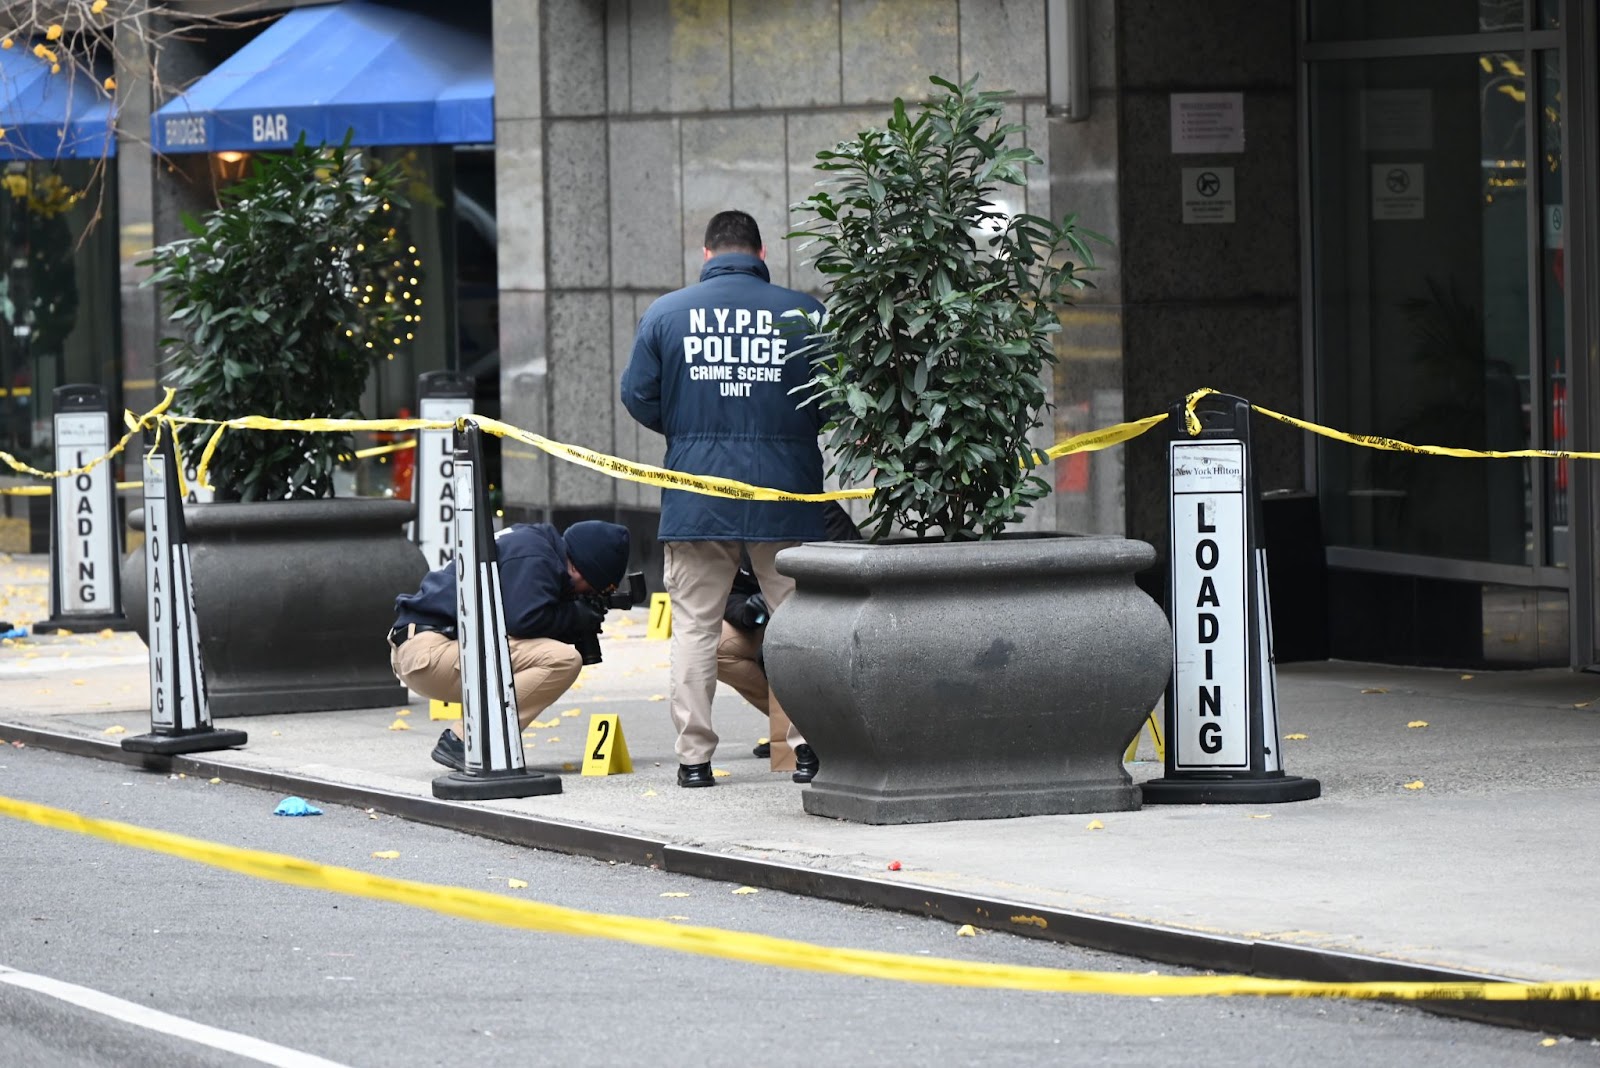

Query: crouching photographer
388;520;633;773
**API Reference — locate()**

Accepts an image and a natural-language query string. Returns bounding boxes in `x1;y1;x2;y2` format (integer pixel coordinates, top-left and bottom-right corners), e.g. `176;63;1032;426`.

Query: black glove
731;593;770;631
564;599;605;640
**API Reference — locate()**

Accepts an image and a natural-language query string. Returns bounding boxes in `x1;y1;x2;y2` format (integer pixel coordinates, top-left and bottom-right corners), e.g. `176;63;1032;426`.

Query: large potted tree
121;137;427;715
764;77;1171;824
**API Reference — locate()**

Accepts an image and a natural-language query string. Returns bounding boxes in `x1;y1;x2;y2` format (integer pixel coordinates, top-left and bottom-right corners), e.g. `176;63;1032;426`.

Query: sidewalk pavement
3;552;1598;1035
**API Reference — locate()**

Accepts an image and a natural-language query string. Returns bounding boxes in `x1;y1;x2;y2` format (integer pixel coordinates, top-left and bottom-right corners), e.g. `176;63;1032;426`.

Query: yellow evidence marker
581;713;633;776
1122;710;1166;763
430;699;462;722
647;592;672;640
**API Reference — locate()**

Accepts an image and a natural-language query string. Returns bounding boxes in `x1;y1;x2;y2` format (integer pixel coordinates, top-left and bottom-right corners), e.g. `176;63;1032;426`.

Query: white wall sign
1182;167;1236;224
1546;204;1565;249
52;413;116;616
415;396;474;569
1170;93;1245;154
1360;89;1433;151
1169;441;1250;770
1372;164;1425;220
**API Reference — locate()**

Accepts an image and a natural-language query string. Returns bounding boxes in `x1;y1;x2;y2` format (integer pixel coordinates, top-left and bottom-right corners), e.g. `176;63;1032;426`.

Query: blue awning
0;48;116;161
151;1;493;154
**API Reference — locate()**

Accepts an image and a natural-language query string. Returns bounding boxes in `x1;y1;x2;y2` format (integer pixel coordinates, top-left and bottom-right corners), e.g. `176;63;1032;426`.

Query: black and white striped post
1141;394;1319;805
412;370;475;570
40;385;131;633
122;429;246;756
431;422;561;801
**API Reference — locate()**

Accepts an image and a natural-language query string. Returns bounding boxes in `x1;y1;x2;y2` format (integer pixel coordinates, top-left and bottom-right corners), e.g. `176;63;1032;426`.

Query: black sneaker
792;744;819;784
752;739;771;759
431;729;466;772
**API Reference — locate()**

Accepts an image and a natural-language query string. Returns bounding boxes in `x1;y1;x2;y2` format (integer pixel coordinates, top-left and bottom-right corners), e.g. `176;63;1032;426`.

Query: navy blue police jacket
620;253;828;542
393;523;586;640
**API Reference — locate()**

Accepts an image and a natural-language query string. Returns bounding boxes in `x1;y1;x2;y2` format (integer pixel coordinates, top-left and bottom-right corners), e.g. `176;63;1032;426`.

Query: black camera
572;571;648;665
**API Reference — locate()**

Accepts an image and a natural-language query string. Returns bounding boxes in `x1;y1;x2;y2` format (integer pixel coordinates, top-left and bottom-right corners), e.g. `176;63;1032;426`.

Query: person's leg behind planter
744;542;815;782
664;541;743;785
716;621;770;714
390;630;581;770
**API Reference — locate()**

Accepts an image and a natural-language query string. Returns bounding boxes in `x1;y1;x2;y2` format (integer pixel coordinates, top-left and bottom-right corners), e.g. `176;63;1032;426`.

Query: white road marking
0;963;352;1067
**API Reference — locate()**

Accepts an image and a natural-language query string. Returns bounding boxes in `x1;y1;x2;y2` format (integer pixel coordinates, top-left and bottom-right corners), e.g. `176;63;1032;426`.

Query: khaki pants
665;540;804;764
389;629;582;730
717;622;769;714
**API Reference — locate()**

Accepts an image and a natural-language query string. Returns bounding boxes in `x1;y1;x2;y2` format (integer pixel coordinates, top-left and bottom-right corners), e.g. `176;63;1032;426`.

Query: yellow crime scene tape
3;386;1597;504
0;792;1594;1002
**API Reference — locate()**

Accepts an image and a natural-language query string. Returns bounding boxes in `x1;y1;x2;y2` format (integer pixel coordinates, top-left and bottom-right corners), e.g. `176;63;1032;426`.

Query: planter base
1141;774;1322;805
37;615;133;635
766;537;1174;825
208;679;409;718
802;778;1140;825
121;728;248;755
432;770;563;801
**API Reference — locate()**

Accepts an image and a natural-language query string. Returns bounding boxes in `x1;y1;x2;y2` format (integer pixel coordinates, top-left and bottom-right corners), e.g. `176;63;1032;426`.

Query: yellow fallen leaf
652;662;669;669
1284;733;1308;740
560;708;581;717
956;924;977;937
528;719;555;729
660;892;689;898
1085;819;1104;831
1407;720;1429;728
648;694;666;702
102;725;126;735
1540;1038;1557;1047
394;708;411;717
387;719;411;731
98;628;114;638
1360;687;1387;694
755;737;769;746
371;850;401;859
546;736;560;743
641;788;657;797
665;915;690;921
208;778;221;784
1459;674;1474;680
56;629;70;637
1574;701;1593;709
562;762;578;772
712;768;730;778
1402;780;1425;790
71;679;86;686
271;730;281;736
731;886;760;895
1249;813;1272;819
508;878;528;889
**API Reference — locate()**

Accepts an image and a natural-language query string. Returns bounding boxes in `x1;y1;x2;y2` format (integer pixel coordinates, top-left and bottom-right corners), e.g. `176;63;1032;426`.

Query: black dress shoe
431;729;466;772
678;762;715;788
792;744;819;784
752;740;771;759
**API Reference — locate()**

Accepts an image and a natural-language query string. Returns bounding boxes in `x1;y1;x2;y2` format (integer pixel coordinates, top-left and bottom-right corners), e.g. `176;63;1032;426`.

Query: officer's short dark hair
704;210;762;253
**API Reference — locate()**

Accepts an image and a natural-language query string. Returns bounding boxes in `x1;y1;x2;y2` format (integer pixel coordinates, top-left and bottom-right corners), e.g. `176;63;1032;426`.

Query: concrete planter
764;535;1171;824
123;499;427;716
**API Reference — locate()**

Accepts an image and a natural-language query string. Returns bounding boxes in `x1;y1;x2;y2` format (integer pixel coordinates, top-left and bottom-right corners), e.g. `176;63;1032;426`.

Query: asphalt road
0;747;1592;1067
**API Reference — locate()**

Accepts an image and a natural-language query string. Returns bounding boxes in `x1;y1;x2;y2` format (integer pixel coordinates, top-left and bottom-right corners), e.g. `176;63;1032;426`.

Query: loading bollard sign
431;421;561;802
41;386;130;632
121;430;246;756
413;371;475;569
1141;394;1319;806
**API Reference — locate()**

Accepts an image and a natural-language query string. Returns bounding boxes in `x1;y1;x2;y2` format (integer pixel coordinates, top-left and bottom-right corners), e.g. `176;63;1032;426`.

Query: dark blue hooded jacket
394;523;589;640
620;253;828;542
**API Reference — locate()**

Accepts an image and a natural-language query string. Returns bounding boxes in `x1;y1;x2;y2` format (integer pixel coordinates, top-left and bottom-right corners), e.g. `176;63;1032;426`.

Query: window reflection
0;161;118;471
1310;0;1530;41
1311;53;1535;564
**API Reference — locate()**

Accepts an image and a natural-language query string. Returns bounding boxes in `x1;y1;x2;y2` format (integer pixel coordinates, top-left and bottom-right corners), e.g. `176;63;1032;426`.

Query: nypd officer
620;209;827;788
388;519;630;772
